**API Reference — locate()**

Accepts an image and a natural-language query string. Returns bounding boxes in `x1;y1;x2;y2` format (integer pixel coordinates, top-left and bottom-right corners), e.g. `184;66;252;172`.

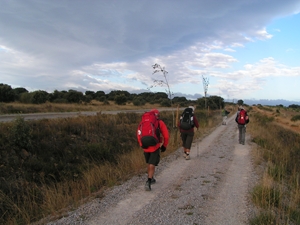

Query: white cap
188;106;194;112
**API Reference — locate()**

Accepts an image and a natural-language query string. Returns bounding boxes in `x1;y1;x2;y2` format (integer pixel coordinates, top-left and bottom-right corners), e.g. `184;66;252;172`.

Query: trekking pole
197;141;199;157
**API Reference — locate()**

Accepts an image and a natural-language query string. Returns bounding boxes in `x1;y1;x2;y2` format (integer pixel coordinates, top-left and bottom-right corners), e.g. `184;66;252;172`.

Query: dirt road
0;108;177;122
46;115;256;225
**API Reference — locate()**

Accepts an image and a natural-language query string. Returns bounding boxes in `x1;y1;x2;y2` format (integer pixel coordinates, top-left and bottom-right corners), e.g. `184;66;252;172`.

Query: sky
1;0;300;103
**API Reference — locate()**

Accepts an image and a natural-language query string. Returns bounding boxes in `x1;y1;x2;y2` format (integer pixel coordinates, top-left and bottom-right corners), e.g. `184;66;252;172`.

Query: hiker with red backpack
137;109;169;191
178;106;199;160
235;105;249;145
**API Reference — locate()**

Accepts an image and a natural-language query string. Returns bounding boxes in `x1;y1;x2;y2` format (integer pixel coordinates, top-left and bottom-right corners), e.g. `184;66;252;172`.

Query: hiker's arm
194;116;199;129
159;120;169;147
136;127;142;147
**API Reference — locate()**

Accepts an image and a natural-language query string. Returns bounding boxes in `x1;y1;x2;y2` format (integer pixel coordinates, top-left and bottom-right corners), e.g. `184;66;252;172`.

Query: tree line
0;83;227;110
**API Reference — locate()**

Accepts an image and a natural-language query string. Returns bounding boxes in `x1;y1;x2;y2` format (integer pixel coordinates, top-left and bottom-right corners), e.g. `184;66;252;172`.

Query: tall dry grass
248;107;300;224
0;101;162;114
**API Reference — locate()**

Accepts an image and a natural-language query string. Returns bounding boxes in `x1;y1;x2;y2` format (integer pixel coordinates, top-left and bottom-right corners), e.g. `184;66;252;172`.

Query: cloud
0;0;300;100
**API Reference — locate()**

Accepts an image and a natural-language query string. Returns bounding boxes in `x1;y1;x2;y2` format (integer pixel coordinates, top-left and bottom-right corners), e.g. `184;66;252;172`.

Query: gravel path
45;115;257;225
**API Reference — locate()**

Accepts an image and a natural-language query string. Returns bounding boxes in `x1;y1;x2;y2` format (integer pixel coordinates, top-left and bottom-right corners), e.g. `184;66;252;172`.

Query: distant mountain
231;99;300;107
131;90;300;107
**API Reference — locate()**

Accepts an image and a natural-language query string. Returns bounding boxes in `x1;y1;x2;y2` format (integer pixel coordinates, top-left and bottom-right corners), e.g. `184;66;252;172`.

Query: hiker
178;106;199;160
235;105;249;145
222;108;230;125
137;109;169;191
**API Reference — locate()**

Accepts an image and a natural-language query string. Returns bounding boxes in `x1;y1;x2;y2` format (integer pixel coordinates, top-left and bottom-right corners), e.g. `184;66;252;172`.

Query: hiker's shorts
144;148;160;166
181;132;194;149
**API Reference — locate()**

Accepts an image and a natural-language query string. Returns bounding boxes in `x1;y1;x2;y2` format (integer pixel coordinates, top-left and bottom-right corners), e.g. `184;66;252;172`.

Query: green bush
10;117;32;150
133;98;146;106
114;94;127;105
291;115;300;122
160;99;171;107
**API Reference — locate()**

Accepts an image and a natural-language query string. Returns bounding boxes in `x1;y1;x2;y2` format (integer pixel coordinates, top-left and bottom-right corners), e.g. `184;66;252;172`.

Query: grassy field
247;105;300;224
0;100;164;114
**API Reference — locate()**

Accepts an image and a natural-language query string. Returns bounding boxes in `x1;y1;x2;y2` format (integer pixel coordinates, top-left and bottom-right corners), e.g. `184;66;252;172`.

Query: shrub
291;115;300;122
114;94;127;105
133;98;146;106
160;99;171;107
10;117;32;150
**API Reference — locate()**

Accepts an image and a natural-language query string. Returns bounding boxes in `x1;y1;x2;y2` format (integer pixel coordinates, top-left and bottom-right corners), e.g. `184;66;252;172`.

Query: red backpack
138;111;160;148
238;109;247;125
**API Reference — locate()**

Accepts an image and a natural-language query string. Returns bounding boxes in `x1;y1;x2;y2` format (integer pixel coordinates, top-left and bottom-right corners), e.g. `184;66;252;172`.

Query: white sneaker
185;155;190;160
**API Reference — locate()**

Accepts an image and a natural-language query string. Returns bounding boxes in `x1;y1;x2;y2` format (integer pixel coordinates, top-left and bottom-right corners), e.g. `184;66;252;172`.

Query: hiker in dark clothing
222;108;230;125
178;106;199;160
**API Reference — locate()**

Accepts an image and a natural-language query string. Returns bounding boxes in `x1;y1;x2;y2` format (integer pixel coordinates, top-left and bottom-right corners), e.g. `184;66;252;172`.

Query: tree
31;90;49;104
133;97;146;106
114;94;127;105
13;87;28;101
66;90;84;103
107;90;130;101
49;90;66;102
0;83;15;102
85;91;95;99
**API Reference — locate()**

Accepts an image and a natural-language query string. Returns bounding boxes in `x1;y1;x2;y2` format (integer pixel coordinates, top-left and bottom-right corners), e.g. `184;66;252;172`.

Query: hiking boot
185;155;190;160
150;178;156;184
145;180;151;191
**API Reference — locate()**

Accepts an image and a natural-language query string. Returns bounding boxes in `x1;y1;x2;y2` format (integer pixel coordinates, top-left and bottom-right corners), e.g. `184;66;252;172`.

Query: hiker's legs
144;148;160;179
181;133;188;154
238;125;243;143
238;124;245;144
241;125;246;144
184;132;194;154
147;164;155;179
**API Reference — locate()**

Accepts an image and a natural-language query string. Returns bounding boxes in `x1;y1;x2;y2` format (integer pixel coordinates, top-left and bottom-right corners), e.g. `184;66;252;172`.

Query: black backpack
180;108;194;130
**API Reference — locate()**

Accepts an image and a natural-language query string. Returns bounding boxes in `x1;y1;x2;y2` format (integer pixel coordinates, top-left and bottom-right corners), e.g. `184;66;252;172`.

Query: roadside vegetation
0;99;226;225
248;105;300;224
0;83;226;114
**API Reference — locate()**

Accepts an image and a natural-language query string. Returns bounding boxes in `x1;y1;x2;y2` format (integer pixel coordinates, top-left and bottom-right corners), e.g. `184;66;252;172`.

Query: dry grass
248;106;300;224
0;100;163;114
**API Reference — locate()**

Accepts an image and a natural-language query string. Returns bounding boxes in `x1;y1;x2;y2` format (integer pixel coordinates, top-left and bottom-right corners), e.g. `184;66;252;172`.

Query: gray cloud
0;0;300;98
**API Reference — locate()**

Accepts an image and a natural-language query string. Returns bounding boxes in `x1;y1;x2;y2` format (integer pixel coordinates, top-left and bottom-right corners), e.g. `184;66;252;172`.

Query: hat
188;106;194;112
150;109;160;117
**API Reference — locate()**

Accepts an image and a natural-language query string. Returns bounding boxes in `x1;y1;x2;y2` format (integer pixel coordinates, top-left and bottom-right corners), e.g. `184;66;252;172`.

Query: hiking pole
197;141;199;157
